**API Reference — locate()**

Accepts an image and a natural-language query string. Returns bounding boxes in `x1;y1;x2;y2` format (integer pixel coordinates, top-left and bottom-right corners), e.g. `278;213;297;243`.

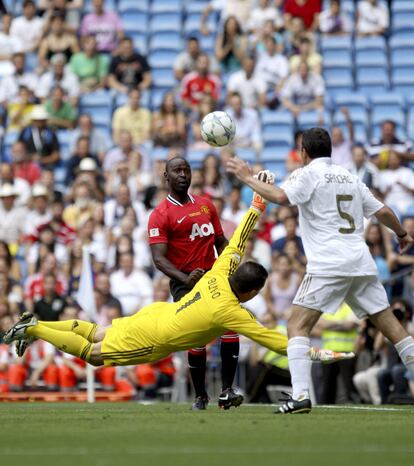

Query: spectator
376;151;414;215
348;144;378;190
286;130;303;173
389;217;414;288
247;0;284;39
0;162;31;206
75;159;104;202
367;120;412;170
211;195;237;239
0;53;38;105
0;241;21;284
289;36;322;74
201;153;225;198
38;0;84;32
80;0;123;53
0;13;24;77
225;92;262;153
65;137;97;185
283;16;307;57
69;114;110;162
319;0;352;35
110;252;153;316
255;35;289;109
63;182;97;230
95;271;122;315
108;37;151;93
227;55;266;108
69;35;109;93
272;216;304;255
10;0;45;53
284;0;321;32
0;184;27;245
215;16;247;73
356;0;389;37
37;12;79;73
331;108;354;168
33;273;67;321
104;184;146;232
201;0;254;35
365;222;392;286
104;130;140;173
44;85;77;130
152;92;186;149
23;184;52;237
10;141;41;186
281;61;325;117
317;303;359;404
36;53;80;107
222;186;247;224
181;54;221;110
189;95;217;150
6;85;35;133
18;106;60;169
265;253;301;319
174;36;220;81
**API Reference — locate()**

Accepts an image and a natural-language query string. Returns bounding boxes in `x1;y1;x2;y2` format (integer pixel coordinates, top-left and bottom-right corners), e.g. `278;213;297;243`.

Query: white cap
0;184;17;197
32;183;48;197
79;157;97;171
31;106;49;120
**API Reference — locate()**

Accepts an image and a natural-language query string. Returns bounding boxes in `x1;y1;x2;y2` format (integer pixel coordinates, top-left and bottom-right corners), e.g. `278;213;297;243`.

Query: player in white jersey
228;127;414;414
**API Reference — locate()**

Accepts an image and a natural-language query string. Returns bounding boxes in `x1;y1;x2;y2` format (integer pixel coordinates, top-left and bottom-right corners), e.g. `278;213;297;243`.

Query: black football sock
188;349;208;398
220;339;240;390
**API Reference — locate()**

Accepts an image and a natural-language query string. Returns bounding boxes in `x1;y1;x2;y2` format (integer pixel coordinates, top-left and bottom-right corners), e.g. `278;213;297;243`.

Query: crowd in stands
0;0;413;404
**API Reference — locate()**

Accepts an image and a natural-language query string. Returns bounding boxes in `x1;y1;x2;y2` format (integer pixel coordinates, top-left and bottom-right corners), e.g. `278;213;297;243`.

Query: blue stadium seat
118;0;149;13
236;148;256;162
355;36;387;52
333;93;368;113
262;125;293;146
389;36;414;51
80;90;113;108
57;130;71;162
370;93;406;114
372;108;405;128
261;109;294;128
151;147;170;160
152;68;176;89
148;50;179;68
323;53;352;69
324;68;353;87
356;67;389;93
150;0;183;14
297;111;331;131
149;13;182;33
25;53;38;72
392;17;414;33
407;108;414;134
355;49;387;67
391;29;414;41
151;88;168;110
121;13;149;34
391;48;414;67
320;35;352;52
129;32;148;55
262;160;288;181
149;33;184;51
261;147;289;163
200;35;215;54
185;1;210;14
391;66;414;95
187;149;210;164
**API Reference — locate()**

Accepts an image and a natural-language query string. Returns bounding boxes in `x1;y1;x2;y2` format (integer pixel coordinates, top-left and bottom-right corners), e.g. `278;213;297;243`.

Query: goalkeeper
3;172;353;368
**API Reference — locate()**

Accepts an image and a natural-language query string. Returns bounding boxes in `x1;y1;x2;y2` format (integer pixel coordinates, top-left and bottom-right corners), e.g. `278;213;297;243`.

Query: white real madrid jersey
281;157;384;276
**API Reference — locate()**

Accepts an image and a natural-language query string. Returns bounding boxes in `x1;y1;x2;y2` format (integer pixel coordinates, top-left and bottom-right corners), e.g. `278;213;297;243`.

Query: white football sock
287;336;312;401
395;336;414;372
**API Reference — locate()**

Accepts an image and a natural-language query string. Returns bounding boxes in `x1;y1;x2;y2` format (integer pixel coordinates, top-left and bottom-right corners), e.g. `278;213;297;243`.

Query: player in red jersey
148;156;243;410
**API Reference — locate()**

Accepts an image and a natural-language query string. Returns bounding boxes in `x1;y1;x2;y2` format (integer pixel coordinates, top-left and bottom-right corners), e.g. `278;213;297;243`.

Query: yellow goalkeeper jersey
101;207;288;366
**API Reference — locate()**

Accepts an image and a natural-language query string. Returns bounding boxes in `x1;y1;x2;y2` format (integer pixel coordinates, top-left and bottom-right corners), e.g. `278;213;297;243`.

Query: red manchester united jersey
148;193;224;272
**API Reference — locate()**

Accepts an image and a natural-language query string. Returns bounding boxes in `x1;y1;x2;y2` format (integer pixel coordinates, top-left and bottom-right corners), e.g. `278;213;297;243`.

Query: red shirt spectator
24;272;67;302
11;141;41;185
181;54;221;108
284;0;321;30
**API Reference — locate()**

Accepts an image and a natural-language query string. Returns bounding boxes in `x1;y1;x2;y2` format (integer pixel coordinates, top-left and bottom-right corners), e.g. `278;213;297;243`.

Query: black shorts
169;279;193;302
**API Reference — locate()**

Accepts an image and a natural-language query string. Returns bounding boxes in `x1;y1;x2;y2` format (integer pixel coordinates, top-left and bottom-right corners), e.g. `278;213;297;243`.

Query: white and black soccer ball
200;111;236;147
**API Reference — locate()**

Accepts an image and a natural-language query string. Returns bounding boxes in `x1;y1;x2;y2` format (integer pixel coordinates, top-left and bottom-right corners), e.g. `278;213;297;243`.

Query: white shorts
293;274;390;319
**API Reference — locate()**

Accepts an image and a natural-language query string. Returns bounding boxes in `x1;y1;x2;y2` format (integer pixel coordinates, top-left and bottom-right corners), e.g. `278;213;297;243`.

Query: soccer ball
200;111;236;147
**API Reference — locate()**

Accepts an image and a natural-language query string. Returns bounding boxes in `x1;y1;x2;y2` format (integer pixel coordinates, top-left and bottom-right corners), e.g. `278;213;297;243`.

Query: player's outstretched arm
375;206;414;253
211;171;271;275
227;157;290;205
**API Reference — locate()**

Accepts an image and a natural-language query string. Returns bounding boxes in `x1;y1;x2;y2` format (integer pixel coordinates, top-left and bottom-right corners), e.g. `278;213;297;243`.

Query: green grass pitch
0;403;413;466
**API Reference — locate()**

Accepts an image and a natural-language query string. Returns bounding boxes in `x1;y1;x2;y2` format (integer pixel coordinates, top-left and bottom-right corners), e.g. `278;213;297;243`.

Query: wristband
397;232;408;239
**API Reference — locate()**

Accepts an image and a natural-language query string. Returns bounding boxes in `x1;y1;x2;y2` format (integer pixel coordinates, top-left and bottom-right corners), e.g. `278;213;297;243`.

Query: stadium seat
121;13;149;34
151;88;168;110
152;68;177;89
323;53;352;69
199;35;215;54
148;50;180;68
129;32;148;55
392;17;414;33
391;67;414;96
261;109;294;129
187;149;211;164
261;147;289;163
262;160;288;180
356;67;389;93
185;1;210;14
355;49;387;67
370;93;406;114
57;130;71;162
149;13;182;33
149;33;184;52
323;68;353;88
355;36;387;52
151;146;170;160
320;35;352;52
80;90;113;108
371;108;405;129
262;126;293;147
333;93;368;113
235;148;256;162
297;111;331;131
25;53;38;72
150;0;183;14
118;0;149;13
